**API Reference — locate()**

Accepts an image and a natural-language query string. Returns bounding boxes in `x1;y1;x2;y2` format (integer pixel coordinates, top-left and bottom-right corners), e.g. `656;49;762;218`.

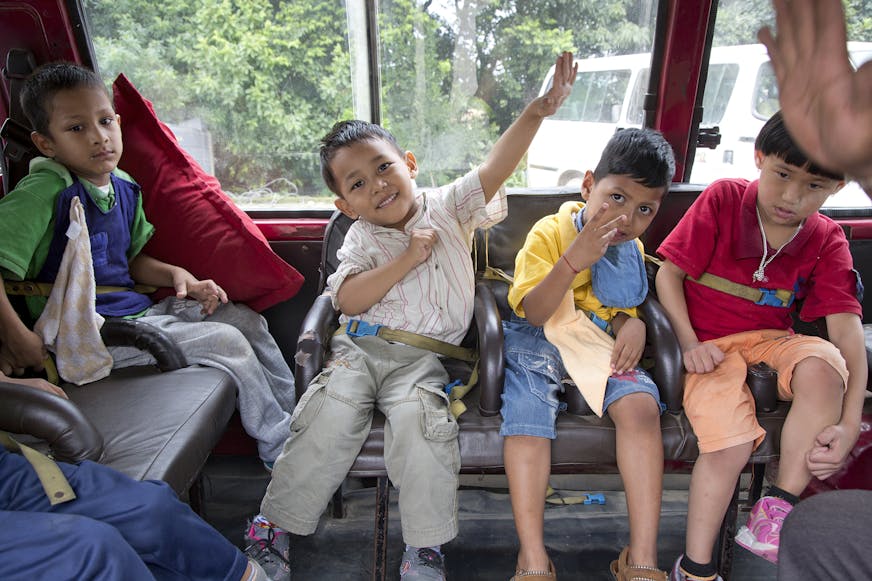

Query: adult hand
759;0;872;182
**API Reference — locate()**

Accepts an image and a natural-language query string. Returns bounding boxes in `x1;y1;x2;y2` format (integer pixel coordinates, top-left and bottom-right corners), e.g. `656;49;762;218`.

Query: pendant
752;268;767;283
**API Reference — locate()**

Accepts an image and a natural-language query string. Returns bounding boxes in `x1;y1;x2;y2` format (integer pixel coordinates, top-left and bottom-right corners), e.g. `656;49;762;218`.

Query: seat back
317;211;355;294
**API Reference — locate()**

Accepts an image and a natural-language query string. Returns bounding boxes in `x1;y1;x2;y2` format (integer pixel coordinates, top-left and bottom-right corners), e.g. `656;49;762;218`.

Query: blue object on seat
583;493;606;505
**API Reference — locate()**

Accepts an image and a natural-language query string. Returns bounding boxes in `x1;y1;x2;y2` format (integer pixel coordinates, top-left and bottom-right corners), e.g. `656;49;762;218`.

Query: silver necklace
752;206;801;283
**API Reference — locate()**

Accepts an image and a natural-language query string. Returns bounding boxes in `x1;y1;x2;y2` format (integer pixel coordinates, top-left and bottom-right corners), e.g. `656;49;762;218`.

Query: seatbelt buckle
755;288;793;308
346;319;382;337
583;493;606;505
444;379;463;395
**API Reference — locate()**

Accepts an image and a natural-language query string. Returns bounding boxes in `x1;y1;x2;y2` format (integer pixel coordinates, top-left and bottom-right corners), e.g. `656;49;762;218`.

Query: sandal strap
626;564;667;581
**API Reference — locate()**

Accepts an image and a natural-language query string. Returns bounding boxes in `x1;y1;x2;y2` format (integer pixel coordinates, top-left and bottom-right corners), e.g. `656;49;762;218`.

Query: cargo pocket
288;368;331;436
417;383;459;442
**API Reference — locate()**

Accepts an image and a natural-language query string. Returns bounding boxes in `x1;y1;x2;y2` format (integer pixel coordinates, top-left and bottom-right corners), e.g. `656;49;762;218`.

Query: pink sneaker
735;496;793;563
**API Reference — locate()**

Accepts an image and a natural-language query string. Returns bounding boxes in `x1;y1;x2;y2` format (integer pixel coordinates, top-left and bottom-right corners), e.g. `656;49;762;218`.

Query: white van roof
541;41;872;81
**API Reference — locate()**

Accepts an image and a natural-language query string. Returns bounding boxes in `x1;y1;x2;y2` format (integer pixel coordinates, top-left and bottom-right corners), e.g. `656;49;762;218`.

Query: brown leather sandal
510;558;557;581
609;547;667;581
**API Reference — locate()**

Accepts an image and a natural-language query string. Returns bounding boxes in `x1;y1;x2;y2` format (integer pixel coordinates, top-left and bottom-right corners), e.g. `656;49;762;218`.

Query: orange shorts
683;329;849;454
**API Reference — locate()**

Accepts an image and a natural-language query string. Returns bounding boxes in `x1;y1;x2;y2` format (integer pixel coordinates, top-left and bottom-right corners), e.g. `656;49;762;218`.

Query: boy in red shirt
656;111;866;580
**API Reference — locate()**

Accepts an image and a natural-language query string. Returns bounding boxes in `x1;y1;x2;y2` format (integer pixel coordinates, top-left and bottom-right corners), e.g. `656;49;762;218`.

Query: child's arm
336;229;437;316
654;259;725;373
806;312;867;479
0;273;46;374
129;254;228;315
522;204;625;326
478;51;577;202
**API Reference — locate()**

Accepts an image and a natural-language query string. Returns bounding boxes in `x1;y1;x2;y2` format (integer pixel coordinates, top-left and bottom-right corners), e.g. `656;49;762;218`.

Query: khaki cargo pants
261;334;460;547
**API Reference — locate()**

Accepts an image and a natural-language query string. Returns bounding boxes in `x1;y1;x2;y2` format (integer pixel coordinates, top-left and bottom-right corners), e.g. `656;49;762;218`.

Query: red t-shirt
657;178;861;342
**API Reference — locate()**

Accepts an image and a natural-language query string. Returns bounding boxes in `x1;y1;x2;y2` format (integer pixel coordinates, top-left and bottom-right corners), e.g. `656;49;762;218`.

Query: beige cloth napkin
543;291;614;417
34;196;113;385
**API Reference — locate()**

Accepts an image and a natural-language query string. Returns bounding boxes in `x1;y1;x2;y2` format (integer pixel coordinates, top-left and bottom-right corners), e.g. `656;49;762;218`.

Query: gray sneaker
399;547;446;580
244;518;291;581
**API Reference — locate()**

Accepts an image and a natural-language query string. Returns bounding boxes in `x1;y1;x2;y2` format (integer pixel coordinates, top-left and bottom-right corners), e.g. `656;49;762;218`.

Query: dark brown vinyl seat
294;188;797;580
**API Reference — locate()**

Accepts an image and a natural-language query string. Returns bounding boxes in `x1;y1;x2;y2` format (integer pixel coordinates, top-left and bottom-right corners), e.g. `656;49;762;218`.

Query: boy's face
331;138;419;230
580;171;664;243
30;86;122;187
754;152;844;228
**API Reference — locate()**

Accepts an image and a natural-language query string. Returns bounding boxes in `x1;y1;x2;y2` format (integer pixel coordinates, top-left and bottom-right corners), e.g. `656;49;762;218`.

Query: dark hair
593;128;676;189
320;120;404;195
20;62;108;135
755;111;844;181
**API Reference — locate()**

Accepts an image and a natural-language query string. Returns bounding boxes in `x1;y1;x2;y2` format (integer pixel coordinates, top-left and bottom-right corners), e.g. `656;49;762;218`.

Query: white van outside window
527;43;872;209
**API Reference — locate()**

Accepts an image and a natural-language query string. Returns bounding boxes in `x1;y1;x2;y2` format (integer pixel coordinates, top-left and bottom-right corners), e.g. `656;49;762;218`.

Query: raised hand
759;0;872;182
533;51;578;118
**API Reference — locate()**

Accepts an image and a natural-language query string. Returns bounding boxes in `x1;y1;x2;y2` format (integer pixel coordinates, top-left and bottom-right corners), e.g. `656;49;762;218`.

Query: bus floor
199;454;778;581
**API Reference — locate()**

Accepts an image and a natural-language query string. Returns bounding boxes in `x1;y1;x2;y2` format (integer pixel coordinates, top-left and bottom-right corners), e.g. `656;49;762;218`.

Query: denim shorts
499;315;665;439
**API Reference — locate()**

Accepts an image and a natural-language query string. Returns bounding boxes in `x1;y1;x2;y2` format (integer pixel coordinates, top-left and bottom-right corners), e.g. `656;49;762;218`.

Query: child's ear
404;151;418;179
580;170;595;201
334;197;359;220
30;131;55;158
754;150;765;170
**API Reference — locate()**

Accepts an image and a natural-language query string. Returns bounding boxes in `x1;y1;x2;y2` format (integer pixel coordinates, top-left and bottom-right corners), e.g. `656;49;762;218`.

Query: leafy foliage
83;0;870;203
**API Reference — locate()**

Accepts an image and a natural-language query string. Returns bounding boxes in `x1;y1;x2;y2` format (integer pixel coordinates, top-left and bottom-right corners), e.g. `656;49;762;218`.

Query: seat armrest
474;282;504;416
0;381;104;463
101;318;187;371
638;295;684;412
294;293;338;399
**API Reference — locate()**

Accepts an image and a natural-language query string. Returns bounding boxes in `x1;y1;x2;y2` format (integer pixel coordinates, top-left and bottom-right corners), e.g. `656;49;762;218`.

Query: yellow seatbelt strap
335;320;478;418
4;280;157;297
689;273;794;308
336;320;477;362
0;431;76;505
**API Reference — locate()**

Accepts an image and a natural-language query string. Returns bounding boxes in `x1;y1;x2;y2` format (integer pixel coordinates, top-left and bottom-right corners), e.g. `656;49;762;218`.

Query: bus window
690;0;872;209
82;2;359;209
378;1;660;191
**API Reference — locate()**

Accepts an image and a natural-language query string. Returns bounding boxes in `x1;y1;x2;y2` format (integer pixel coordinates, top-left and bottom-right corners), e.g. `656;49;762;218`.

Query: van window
690;1;871;210
553;70;631;123
626;68;650;126
752;63;779;120
701;64;739;125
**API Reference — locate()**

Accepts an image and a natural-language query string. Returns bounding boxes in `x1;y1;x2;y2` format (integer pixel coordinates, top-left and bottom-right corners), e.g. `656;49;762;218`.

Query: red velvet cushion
112;74;303;312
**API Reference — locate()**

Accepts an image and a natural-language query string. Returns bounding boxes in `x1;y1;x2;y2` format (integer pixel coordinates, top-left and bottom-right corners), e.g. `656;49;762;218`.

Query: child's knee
609;392;661;428
791;357;845;399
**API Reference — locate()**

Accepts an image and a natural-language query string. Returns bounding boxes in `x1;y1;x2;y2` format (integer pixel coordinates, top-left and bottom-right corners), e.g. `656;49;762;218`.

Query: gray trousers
261;334;460;548
109;298;295;462
778;489;872;580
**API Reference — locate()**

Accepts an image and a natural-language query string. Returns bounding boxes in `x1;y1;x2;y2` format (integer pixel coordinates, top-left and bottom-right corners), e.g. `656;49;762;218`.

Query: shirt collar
734;180;821;259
